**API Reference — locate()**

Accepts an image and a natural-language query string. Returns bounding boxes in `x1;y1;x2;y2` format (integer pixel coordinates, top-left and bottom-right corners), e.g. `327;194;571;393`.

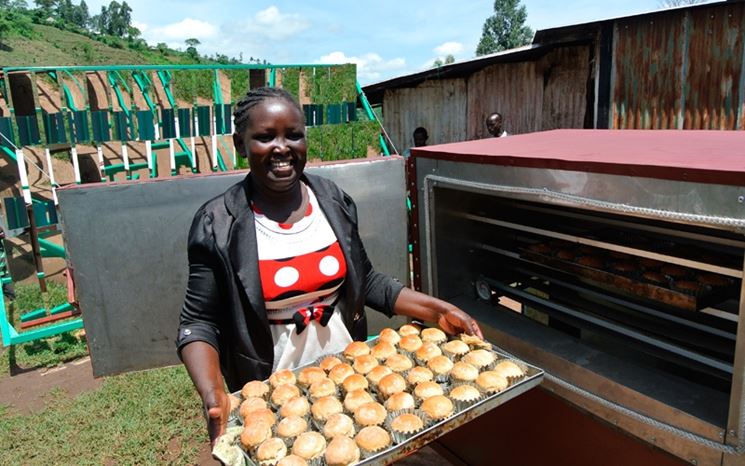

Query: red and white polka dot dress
254;184;353;371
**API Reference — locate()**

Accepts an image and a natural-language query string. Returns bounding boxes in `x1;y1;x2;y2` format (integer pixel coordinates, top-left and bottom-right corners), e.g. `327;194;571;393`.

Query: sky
84;0;721;85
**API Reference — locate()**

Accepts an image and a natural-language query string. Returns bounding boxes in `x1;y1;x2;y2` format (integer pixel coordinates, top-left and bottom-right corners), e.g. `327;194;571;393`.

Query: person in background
177;88;483;446
486;112;508;138
403;126;429;156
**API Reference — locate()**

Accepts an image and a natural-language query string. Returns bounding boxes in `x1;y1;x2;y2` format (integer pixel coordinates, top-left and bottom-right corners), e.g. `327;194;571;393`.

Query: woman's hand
436;303;484;339
204;389;230;447
393;288;484;338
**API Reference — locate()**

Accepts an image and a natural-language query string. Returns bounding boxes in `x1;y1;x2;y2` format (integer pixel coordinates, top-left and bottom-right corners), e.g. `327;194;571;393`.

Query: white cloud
131;20;148;33
150;18;217;42
241;6;310;40
318;51;406;83
434;41;464;56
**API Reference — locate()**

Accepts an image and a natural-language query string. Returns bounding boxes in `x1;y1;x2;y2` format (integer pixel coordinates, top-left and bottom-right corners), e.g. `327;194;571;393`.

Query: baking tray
233;339;544;466
521;249;732;312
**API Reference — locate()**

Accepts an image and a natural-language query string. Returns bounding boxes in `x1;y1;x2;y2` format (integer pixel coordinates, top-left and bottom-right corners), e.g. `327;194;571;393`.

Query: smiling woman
176;86;483;447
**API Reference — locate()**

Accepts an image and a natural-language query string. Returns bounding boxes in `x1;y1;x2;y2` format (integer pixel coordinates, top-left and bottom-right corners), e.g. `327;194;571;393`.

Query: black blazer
176;173;405;392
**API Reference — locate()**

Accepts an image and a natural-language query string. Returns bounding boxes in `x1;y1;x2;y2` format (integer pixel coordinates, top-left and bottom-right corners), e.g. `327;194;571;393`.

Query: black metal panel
58;157;408;377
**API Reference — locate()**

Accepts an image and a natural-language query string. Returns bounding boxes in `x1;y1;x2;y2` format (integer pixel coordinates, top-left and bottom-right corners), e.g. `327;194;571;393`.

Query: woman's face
238;98;307;194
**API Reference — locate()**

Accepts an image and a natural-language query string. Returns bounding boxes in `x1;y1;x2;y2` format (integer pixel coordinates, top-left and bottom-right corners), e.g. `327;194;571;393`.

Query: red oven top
411;130;745;186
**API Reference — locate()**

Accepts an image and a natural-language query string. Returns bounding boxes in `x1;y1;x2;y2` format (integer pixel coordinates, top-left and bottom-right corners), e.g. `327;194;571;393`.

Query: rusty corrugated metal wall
383;79;467;154
381;45;590;152
612;2;745;129
466;61;543;139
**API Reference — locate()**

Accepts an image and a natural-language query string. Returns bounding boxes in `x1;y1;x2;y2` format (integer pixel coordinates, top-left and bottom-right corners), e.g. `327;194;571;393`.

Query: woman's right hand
204;389;230;446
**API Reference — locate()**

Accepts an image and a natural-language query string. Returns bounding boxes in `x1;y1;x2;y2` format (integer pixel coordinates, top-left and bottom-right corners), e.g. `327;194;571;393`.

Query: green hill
0;23;194;67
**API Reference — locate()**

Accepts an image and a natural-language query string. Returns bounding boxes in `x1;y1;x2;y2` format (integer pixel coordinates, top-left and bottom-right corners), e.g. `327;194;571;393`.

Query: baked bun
415;342;442;363
279;395;311;418
240;397;268;419
377;373;407;398
449;384;482;404
370;341;397;360
420;395;454;421
406;366;434;385
390;413;424;436
276;415;309;440
398;324;421;336
311;396;344;422
271;384;301;406
297;366;327;387
320;355;343;372
642;271;667;286
462;349;496;369
450;362;479;383
427;355;454;377
354;401;387;427
328;363;356;385
441;340;470;358
378;328;401;346
250;408;277;427
399;334;423;353
384;353;413;373
414;381;444;400
699;273;732;287
355;426;391;454
493;360;524;379
269;369;296;388
384;391;416;411
256;437;288;464
325;436;360;466
309;377;337;399
577;255;604;269
276;455;309;466
228;393;241;414
556;249;575;261
322;413;355;439
366;365;393;387
241;380;270;399
476;370;508;393
291;431;327;461
353;354;379;374
343;341;370;360
342;373;369;393
420;327;447;344
343;389;375;413
240;421;272;450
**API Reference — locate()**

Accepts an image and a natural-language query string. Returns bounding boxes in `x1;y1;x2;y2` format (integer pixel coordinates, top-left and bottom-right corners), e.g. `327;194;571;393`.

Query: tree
444;54;455;64
476;0;533;56
34;0;56;18
185;37;200;60
658;0;707;7
73;0;90;29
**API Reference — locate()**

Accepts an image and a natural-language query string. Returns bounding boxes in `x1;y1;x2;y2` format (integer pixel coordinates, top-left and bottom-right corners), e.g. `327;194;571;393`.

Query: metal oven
410;129;745;465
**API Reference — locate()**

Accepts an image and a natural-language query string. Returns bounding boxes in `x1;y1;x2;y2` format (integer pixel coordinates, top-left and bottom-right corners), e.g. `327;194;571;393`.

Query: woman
177;87;482;444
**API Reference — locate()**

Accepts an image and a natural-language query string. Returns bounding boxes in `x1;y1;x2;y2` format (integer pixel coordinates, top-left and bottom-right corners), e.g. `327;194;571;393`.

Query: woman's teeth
271;160;291;169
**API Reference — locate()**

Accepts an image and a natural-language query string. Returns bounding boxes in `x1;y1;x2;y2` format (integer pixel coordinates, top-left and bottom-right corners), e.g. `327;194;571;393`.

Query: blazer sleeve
176;207;225;357
343;190;405;317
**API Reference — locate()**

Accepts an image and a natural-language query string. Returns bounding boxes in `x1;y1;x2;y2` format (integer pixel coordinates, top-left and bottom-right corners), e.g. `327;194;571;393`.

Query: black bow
293;305;334;334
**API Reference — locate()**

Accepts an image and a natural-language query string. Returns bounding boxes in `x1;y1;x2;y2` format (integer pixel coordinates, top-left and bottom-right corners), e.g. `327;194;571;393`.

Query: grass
0;365;204;465
0;282;88;376
0;281;207;465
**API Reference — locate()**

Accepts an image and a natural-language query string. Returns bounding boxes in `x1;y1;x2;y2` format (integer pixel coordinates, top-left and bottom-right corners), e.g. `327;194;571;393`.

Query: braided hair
233;87;304;136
